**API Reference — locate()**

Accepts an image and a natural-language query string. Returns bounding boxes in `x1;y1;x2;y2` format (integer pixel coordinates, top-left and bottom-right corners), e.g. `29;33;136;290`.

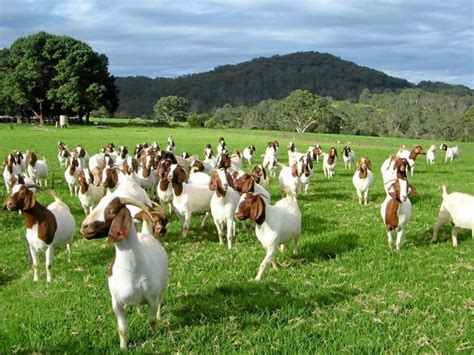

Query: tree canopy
153;95;190;122
277;90;333;133
0;31;118;124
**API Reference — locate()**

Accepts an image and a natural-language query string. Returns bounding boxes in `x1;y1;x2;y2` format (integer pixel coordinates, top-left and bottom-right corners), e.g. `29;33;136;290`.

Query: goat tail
47;189;61;202
283;186;297;200
441;184;449;199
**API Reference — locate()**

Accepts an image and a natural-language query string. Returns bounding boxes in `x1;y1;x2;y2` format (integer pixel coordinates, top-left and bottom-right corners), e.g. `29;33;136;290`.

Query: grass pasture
0;123;473;353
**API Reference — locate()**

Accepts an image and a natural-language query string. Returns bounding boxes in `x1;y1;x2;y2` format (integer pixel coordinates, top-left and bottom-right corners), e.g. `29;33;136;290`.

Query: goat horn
151;201;166;215
24;184;60;200
118;197;154;221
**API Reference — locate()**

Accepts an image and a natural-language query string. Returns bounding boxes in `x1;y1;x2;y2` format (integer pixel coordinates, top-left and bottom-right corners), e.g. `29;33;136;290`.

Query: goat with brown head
235;193;266;225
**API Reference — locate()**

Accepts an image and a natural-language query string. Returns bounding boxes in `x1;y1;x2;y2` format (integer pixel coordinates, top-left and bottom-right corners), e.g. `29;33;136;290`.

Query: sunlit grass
0;124;473;352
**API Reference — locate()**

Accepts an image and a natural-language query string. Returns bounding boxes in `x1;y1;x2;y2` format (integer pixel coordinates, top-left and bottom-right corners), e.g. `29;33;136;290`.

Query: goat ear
291;164;298;177
241;176;254;193
108;207;132;244
177;167;187;183
408;183;418;197
356;160;360;169
367;159;373;170
209;172;218;191
308;158;313;170
23;189;36;210
225;170;235;189
249;196;265;224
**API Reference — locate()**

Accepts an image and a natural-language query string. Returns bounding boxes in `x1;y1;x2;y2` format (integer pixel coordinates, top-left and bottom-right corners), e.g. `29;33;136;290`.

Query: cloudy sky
1;0;473;87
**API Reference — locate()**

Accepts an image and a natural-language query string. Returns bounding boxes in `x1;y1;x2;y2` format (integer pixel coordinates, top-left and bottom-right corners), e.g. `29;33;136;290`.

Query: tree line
0;32;118;125
154;88;473;141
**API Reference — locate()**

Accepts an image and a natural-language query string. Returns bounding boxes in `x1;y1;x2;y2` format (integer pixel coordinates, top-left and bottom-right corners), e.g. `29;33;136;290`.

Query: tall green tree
153;95;190;122
2;31;118;125
277;90;332;133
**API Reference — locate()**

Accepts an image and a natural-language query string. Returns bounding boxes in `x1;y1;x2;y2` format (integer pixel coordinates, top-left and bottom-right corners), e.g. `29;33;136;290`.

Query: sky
1;0;473;87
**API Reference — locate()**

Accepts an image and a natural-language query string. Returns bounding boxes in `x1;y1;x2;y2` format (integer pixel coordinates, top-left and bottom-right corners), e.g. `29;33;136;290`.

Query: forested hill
115;51;415;117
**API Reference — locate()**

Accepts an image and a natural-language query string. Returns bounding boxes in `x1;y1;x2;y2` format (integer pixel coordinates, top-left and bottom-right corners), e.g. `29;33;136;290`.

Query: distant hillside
115;51;415;117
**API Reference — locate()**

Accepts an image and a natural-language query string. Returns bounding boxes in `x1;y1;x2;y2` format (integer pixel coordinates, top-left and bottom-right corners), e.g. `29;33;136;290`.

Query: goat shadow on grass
293;233;359;263
411;226;472;247
302;216;330;236
173;282;359;328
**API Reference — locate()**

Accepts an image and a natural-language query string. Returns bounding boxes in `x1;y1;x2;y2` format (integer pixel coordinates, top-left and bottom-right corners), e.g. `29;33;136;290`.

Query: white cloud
0;0;472;87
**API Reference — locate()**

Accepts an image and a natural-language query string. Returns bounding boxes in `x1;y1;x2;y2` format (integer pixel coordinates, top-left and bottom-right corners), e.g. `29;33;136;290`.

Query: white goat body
432;185;474;247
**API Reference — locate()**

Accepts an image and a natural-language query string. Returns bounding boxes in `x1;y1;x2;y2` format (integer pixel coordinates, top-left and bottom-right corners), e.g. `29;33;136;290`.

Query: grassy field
0;123;473;353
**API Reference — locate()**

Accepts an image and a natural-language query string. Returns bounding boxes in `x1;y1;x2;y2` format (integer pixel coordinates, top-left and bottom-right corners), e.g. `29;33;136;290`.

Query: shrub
187;113;205;127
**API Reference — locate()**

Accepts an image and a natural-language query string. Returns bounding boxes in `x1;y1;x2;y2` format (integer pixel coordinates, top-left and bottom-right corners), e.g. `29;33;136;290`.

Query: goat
380;177;412;250
243;145;256;165
287;142;305;167
115;146;129;167
217;137;227;156
74;145;89;169
136;155;158;198
168;164;213;237
209;169;240;249
156;159;174;214
26;152;48;186
64;157;81;196
431;185;474;247
77;169;105;216
381;156;410;195
2;153;22;193
57;145;70;168
342;146;355;169
352;157;374;204
230;151;243;170
235;192;301;281
396;145;424;175
216;152;244;174
440;144;459;163
81;197;168;349
307;144;322;162
14;150;27;173
5;185;75;282
9;174;36;193
262;142;278;177
299;154;314;194
166;135;175;152
88;148;107;172
426;145;436;165
191;158;214;175
233;173;271;201
251;164;269;190
105;142;118;162
322;147;337;178
279;161;303;197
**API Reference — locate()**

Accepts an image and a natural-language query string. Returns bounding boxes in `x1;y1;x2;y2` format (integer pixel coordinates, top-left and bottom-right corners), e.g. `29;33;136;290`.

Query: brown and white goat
4;185;75;282
352;157;374;204
81;197;168;349
322;147;337;178
235;192;301;281
380;177;412;250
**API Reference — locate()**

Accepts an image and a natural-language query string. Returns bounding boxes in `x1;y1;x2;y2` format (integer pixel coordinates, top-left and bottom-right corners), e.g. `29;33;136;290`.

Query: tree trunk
16;115;21;124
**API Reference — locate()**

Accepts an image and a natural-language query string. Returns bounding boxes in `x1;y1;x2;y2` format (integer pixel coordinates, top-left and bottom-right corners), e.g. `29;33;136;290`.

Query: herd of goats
1;135;472;349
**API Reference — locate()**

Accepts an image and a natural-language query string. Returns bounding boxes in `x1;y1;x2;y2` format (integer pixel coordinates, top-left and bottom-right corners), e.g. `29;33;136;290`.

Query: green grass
0;123;473;353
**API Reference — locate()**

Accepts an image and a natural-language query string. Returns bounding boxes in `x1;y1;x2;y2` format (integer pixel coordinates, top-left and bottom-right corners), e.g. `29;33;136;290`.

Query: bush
187;113;205;127
204;117;219;128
